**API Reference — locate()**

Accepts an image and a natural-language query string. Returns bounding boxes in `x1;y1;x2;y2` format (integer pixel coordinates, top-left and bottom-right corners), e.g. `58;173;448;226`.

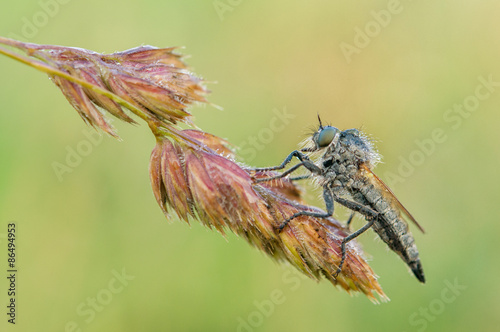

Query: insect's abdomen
350;181;425;283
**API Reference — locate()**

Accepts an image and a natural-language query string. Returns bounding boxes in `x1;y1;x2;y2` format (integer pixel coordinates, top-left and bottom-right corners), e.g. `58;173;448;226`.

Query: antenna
317;114;323;129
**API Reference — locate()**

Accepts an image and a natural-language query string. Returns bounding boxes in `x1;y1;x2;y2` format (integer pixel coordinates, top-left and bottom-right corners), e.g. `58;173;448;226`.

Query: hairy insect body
318;130;424;282
254;121;425;282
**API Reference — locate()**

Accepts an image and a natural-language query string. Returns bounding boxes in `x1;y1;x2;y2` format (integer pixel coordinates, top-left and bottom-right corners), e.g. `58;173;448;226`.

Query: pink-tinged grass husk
0;38;208;137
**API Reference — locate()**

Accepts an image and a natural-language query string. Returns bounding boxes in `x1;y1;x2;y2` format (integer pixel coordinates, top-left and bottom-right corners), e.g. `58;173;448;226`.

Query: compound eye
317;126;338;147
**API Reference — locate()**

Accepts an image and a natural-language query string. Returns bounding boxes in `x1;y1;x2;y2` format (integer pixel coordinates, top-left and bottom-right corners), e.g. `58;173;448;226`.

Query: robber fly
254;116;425;283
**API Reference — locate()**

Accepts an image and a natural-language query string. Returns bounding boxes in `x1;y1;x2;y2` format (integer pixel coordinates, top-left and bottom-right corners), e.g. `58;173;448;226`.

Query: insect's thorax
320;145;395;218
319;138;370;194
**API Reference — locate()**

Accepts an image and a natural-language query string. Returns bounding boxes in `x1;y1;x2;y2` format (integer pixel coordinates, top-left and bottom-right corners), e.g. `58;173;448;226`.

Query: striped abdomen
350;179;425;283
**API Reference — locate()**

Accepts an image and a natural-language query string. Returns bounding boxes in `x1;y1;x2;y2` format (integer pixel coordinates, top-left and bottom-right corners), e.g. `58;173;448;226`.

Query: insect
254;116;425;283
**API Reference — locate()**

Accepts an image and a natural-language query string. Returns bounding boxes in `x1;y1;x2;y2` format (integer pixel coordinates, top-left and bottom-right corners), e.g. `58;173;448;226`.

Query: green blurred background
1;0;499;331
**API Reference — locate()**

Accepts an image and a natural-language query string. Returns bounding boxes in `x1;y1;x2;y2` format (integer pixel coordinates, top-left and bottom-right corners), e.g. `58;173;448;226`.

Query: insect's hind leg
332;197;379;279
277;186;334;231
334;218;376;279
345;211;355;230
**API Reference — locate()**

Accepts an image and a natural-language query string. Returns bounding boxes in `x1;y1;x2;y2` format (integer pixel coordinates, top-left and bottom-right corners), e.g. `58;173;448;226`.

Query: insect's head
302;115;341;152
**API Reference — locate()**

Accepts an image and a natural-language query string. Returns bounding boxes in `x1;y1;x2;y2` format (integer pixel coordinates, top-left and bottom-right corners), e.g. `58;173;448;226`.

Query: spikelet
0;39;207;137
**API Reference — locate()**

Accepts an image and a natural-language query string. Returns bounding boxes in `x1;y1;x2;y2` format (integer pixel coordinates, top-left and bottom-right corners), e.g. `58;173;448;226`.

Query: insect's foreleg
254;157;321;184
332;197;379;278
289;175;311;181
277;186;334;231
255;162;306;183
284;161;322;181
252;150;311;172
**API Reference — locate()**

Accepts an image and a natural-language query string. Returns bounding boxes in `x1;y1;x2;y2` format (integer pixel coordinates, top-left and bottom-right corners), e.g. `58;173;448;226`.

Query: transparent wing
360;164;425;233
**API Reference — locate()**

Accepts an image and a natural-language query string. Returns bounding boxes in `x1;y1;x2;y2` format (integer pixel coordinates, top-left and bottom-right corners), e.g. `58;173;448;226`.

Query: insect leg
334;218;376;279
289;175;311;181
345;212;355;230
252;150;311;172
254;160;321;183
277;186;334;231
334;197;379;218
332;197;379;278
255;162;305;183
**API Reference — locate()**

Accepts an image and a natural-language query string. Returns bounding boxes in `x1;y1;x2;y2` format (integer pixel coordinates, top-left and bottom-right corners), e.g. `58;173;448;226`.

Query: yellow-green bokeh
1;1;499;331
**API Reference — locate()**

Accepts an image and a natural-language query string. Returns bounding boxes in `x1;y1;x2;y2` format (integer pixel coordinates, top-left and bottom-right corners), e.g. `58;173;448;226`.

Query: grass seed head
21;43;208;136
150;130;387;301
